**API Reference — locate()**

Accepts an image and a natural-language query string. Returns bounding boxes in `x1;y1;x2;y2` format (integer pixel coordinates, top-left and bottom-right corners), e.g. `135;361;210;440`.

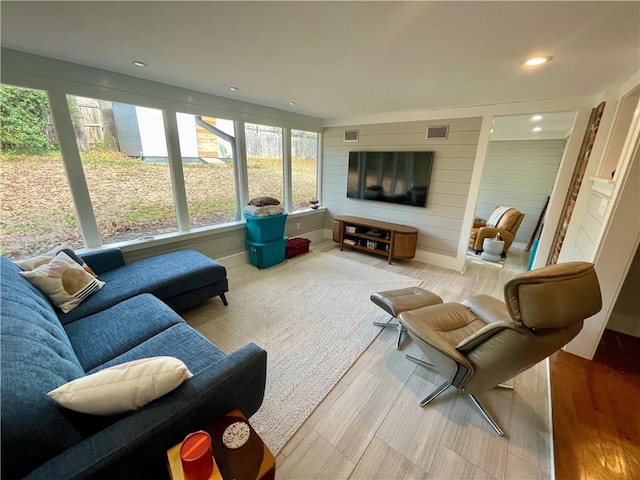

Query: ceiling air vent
343;130;359;142
426;125;449;140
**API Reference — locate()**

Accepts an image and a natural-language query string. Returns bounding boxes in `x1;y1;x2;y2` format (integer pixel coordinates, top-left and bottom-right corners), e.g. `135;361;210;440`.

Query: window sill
78;208;325;254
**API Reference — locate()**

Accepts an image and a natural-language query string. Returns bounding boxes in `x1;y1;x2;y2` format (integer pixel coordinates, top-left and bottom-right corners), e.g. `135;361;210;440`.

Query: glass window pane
177;113;238;226
291;129;318;211
1;85;82;259
67;96;177;244
245;122;283;203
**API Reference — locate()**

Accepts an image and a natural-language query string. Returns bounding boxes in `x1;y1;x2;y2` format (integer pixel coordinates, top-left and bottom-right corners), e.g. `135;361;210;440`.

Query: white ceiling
1;1;639;121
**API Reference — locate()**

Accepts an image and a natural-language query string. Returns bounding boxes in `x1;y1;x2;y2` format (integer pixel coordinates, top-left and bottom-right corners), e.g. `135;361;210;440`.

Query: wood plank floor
275;242;551;479
550;332;640;480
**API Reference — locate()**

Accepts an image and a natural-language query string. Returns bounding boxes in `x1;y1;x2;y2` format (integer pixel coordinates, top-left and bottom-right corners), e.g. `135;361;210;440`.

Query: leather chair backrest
504;262;602;329
496;208;524;233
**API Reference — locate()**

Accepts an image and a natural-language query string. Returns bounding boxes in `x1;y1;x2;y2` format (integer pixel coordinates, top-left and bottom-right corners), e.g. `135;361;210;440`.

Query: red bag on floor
285;238;311;258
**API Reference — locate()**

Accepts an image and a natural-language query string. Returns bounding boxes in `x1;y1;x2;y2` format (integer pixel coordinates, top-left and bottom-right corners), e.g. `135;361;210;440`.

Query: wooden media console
332;215;418;264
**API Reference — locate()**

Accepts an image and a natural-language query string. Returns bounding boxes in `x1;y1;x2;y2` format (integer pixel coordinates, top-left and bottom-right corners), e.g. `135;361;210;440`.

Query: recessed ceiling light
229;86;239;92
288;102;296;106
532;126;542;132
132;60;147;67
523;56;553;67
531;115;543;121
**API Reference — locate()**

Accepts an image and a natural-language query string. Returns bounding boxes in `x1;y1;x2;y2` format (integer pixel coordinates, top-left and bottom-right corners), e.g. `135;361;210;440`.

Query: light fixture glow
531;115;543;121
288;102;296;106
132;60;147;67
532;126;542;132
229;86;239;91
523;56;553;66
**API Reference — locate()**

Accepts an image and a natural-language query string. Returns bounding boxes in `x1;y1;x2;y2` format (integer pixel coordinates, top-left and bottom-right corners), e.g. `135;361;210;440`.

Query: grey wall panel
322;117;482;259
477;139;566;244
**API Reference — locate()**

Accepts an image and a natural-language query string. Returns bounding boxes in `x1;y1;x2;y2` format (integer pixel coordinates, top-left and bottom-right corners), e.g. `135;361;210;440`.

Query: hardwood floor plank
280;381;349;458
376;373;456;473
505;452;551;480
314;369;400;463
550;350;640;480
439;388;512;479
508;383;552;474
276;430;355;479
427;445;494;480
350;437;427;479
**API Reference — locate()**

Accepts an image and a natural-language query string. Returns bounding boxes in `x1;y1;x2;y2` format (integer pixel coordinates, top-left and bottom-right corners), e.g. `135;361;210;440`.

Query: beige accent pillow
47;356;193;415
14;244;96;276
19;251;105;312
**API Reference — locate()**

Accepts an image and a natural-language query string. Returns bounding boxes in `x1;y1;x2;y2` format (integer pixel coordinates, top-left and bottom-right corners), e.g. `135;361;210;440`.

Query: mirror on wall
469;111;577;265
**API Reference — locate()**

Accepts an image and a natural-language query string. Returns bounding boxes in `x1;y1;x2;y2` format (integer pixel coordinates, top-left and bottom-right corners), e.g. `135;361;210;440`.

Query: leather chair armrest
463;295;512;324
455;321;527;352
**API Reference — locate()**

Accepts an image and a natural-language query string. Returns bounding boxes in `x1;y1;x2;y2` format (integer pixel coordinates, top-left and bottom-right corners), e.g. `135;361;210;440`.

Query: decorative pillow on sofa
19;251;105;312
47;356;193;415
14;244;96;276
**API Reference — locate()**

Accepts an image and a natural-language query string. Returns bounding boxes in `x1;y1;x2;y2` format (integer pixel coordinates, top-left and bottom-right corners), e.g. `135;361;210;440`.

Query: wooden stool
370;287;443;349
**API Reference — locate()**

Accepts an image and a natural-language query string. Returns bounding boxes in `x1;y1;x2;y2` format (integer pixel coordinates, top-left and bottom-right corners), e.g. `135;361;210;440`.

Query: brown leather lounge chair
398;262;602;436
469;206;525;257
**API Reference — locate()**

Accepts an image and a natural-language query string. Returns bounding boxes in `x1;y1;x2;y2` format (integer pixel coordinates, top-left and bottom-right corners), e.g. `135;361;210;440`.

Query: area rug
183;250;422;454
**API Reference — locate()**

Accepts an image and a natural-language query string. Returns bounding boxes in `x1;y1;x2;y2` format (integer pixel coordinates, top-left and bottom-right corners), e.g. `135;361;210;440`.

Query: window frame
1;68;321;252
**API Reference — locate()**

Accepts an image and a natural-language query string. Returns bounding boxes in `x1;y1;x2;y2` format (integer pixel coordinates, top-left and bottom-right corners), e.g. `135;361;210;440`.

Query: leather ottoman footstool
370;287;443;350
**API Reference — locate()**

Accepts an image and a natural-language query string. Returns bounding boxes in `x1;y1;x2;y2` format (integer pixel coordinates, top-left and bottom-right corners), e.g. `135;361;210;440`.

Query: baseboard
606;312;640;337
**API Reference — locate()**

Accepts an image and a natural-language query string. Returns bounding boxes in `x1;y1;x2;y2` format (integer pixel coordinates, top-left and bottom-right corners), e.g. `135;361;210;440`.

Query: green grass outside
0;149;317;258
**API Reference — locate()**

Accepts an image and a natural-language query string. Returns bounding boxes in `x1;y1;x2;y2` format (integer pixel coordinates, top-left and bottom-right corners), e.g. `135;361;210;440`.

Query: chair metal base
373;316;406;350
407;355;506;436
469;394;504;436
405;354;436;370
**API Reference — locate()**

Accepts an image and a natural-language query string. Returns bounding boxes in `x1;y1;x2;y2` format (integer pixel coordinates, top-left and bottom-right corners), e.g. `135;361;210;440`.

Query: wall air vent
426;125;449;140
343;130;359;142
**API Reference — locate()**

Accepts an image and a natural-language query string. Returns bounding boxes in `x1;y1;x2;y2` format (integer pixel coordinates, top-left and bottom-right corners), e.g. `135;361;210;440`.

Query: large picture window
67;96;177;244
177;113;238;226
2;76;321;258
291;129;319;211
1;85;82;259
245;123;283;203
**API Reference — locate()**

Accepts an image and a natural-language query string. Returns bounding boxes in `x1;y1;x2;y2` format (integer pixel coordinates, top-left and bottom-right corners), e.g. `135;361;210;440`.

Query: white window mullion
283;128;293;212
317;132;323;202
163;111;190;232
235;120;249;219
47;91;101;248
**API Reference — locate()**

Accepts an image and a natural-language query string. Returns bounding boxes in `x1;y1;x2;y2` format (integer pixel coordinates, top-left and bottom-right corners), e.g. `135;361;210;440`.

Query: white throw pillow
47;356;193;415
20;251;105;312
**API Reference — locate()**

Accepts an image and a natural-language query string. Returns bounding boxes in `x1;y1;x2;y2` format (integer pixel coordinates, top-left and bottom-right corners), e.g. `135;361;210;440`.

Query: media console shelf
332;215;418;264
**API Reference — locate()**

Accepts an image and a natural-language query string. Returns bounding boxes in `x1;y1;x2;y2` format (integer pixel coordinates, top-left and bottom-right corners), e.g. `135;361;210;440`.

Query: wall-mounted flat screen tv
347;151;434;207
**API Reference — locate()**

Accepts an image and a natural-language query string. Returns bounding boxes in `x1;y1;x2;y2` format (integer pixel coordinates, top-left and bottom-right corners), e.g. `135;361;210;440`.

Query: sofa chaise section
58;248;229;324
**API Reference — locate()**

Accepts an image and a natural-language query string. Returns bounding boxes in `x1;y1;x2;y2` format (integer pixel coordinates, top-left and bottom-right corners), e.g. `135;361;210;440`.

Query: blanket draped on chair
487;206;513;227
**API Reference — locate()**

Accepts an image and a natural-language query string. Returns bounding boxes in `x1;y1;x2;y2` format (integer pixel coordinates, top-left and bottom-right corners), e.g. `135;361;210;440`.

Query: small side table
481;238;504;263
167;409;275;480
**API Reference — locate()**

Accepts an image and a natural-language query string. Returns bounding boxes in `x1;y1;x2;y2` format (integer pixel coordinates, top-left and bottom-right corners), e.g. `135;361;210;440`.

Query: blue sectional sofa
1;248;267;480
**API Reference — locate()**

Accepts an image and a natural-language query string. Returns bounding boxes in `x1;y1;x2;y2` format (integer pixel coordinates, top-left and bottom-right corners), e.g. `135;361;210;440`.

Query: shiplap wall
322;117;482;258
476;139;566;245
